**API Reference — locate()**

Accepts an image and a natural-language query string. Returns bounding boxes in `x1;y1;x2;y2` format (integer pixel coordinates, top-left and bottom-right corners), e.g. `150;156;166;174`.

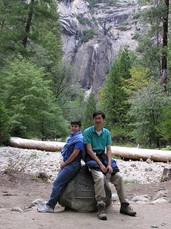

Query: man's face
70;124;80;133
93;115;104;127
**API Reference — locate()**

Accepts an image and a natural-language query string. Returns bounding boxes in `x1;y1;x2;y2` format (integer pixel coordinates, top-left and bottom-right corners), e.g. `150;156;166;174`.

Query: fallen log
9;137;65;152
111;146;171;162
9;137;171;162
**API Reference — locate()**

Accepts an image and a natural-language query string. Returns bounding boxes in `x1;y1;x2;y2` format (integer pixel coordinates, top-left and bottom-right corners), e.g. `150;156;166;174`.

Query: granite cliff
57;0;141;92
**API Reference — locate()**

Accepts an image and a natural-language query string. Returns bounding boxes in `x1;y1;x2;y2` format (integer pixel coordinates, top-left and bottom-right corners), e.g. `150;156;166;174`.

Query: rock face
58;166;112;212
57;0;140;92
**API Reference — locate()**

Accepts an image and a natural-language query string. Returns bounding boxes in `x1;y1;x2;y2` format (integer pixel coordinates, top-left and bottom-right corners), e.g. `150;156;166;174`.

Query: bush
77;15;91;26
135;46;144;53
118;23;129;31
132;32;140;40
81;29;98;43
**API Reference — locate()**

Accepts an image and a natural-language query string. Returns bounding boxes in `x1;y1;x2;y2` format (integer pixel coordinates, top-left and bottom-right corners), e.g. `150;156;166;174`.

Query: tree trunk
22;0;34;48
160;0;169;91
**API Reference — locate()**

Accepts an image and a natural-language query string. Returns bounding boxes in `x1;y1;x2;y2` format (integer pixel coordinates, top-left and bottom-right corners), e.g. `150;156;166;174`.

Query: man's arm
106;145;113;173
60;148;80;168
86;144;107;173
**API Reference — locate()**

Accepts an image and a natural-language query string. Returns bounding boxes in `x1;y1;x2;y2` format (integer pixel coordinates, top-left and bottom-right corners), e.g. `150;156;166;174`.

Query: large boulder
58;166;112;212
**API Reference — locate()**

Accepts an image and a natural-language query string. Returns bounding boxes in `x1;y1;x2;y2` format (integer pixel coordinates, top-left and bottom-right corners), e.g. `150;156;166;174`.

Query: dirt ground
0;170;171;229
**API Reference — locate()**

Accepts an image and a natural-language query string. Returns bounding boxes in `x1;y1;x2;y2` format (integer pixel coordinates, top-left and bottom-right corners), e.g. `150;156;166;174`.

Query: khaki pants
91;170;128;204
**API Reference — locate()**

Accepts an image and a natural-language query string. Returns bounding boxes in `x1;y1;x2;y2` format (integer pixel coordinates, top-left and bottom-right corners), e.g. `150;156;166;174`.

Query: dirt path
1;203;171;229
0;170;171;229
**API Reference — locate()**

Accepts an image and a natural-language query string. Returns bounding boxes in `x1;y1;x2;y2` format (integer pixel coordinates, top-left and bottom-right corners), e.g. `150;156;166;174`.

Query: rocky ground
0;146;171;229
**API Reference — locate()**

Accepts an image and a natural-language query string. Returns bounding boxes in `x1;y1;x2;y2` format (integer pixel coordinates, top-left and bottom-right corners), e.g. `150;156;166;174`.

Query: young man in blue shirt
38;120;83;213
83;111;136;220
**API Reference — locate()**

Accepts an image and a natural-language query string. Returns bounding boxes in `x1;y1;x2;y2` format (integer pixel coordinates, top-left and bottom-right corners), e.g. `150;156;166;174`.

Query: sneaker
37;204;54;213
97;201;107;220
120;203;136;216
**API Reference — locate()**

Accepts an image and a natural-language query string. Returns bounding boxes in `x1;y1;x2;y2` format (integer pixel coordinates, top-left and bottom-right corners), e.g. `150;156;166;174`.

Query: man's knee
111;172;123;184
93;171;105;184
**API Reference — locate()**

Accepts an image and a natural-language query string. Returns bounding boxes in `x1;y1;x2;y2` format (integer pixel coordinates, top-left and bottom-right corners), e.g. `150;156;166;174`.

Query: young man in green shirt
83;111;136;220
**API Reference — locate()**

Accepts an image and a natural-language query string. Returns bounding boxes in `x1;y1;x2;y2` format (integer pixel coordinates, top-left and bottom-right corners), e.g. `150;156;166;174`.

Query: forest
0;0;170;149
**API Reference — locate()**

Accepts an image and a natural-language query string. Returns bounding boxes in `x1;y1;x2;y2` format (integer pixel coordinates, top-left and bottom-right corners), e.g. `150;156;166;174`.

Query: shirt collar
93;126;104;133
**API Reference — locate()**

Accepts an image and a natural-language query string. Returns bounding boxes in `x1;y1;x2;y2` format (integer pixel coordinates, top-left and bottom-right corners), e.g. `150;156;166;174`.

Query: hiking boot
97;201;107;220
37;204;54;213
120;203;136;216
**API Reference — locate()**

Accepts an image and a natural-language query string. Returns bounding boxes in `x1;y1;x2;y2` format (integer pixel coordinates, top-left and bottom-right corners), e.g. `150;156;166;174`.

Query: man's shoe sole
120;211;136;217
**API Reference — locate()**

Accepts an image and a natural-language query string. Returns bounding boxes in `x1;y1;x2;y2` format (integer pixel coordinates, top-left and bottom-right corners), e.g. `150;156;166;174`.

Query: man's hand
60;161;65;169
107;165;113;173
99;164;108;173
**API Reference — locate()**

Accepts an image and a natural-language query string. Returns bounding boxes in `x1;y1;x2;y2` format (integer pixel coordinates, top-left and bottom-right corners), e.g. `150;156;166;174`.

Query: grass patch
124;179;138;185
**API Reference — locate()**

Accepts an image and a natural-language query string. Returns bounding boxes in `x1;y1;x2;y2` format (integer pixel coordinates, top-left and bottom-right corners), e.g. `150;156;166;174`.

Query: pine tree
0;0;61;59
98;49;132;141
1;58;67;139
138;0;170;89
82;93;96;130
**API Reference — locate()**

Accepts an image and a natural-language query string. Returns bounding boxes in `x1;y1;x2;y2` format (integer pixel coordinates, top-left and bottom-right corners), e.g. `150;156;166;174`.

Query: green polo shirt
83;126;112;151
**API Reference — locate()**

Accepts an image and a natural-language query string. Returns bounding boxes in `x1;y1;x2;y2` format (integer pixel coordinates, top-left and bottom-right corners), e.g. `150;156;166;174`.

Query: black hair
70;120;81;127
93;111;105;119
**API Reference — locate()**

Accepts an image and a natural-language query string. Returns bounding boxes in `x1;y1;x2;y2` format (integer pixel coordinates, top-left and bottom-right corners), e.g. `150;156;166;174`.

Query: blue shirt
63;141;83;162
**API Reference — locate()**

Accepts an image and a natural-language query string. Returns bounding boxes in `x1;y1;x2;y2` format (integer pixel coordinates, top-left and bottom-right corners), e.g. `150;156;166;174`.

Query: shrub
81;29;98;43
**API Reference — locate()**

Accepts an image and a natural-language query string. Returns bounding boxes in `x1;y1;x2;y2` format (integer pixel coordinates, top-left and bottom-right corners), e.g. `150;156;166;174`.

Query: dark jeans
47;161;81;209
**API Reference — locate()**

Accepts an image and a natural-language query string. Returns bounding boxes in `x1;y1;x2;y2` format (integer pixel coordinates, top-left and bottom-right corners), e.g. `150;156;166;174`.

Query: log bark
9;137;171;162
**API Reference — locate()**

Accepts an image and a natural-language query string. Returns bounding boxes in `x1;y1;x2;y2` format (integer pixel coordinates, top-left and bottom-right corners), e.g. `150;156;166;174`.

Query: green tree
82;93;96;130
138;0;170;88
158;98;171;142
98;48;132;141
0;0;61;60
1;58;67;139
61;84;84;122
128;81;167;147
124;66;149;96
0;100;10;145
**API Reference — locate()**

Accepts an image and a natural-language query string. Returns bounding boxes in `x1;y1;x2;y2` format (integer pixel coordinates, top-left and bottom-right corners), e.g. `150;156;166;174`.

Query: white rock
131;195;150;202
151;198;168;204
11;207;23;213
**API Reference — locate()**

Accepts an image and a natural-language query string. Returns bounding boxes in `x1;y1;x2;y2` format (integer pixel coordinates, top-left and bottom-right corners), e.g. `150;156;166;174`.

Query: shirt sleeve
83;129;91;144
106;130;112;146
74;141;83;151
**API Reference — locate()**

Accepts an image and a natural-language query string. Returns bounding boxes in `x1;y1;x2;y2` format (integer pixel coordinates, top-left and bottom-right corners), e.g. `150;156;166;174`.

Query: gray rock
0;208;8;213
168;198;171;203
151;197;168;204
161;166;171;182
29;199;47;209
152;190;167;201
146;158;153;163
131;195;150;203
11;206;23;213
145;167;153;172
58;166;112;212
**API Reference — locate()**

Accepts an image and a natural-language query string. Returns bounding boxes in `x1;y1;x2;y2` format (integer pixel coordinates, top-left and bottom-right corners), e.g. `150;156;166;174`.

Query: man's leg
110;172;128;203
110;172;136;216
91;169;107;220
